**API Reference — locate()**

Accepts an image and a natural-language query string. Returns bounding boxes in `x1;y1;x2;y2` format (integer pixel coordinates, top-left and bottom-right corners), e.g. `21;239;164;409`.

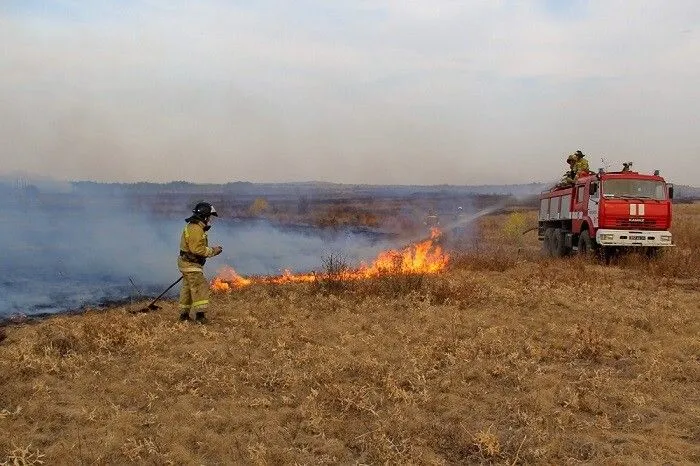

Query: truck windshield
602;179;666;200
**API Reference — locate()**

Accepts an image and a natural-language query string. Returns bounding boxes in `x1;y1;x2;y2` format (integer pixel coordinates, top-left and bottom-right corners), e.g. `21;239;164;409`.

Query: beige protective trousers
178;271;210;314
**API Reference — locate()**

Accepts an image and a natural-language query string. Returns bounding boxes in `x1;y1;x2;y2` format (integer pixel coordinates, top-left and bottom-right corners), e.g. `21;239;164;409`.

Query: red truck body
538;169;673;256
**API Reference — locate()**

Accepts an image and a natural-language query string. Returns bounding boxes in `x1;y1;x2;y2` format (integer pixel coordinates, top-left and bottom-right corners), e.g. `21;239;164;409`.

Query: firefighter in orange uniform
178;202;223;323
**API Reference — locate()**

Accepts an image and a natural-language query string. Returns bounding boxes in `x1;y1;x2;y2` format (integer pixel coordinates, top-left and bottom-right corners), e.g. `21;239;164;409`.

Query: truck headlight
600;234;614;241
660;235;672;242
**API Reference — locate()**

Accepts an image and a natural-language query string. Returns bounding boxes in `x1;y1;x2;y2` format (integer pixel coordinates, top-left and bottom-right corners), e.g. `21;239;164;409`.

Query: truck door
588;181;600;229
572;183;586;233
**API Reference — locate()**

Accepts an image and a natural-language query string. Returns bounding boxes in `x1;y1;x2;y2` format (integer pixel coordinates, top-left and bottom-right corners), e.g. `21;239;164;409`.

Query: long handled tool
132;276;183;313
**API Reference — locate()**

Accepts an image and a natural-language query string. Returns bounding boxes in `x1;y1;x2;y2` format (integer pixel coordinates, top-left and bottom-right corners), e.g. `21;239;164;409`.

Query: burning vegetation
211;228;449;292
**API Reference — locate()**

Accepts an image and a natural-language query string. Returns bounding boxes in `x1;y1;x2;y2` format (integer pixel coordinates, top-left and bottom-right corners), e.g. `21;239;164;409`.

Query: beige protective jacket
574;158;590;177
178;221;216;273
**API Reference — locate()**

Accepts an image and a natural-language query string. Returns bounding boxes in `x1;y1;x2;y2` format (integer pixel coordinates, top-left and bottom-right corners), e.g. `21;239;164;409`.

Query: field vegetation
1;203;698;464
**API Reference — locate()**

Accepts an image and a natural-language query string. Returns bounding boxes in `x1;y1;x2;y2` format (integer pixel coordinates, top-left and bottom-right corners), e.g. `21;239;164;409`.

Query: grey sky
1;0;698;185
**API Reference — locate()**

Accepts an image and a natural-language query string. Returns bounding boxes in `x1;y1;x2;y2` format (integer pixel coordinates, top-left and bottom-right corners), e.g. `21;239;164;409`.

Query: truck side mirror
668;184;674;200
589;183;598;196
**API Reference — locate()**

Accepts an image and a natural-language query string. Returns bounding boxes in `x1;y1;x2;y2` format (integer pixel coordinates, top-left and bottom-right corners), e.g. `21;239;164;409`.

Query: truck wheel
578;230;595;256
543;228;554;256
552;228;567;257
599;247;612;264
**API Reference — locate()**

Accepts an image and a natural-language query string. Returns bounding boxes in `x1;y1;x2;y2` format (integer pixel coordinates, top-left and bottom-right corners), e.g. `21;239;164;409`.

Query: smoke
215;221;395;277
2;195;174;316
0;191;396;317
0;174;531;318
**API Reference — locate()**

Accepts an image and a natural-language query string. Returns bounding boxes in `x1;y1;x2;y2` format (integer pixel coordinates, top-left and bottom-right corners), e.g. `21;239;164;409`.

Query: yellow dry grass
1;204;699;464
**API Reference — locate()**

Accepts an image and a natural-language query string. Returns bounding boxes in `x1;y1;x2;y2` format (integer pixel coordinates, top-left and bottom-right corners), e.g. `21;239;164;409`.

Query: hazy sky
1;0;698;185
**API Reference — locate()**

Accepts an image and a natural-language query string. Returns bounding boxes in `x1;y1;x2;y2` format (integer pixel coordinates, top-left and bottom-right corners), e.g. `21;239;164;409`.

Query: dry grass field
1;204;698;464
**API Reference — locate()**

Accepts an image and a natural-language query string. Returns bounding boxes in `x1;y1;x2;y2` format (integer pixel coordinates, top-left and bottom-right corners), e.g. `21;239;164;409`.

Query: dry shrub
472;427;502;459
669;203;700;249
33;325;81;357
353;272;427;299
625;314;654;333
502;211;529;245
572;324;607;362
450;248;520;272
248;197;270;216
346;270;484;303
534;255;595;284
475;210;539;243
2;444;46;466
314;250;433;299
120;437;161;462
314;205;379;229
315;251;350;294
424;276;482;305
614;203;700;278
424;277;454;305
359;430;415;464
620;247;700;279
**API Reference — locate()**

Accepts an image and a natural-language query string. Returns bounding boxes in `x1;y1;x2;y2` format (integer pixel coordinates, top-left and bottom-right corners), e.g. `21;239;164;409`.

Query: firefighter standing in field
178;202;223;323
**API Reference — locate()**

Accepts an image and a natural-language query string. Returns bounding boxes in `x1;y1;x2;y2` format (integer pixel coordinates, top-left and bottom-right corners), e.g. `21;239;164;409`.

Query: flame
211;227;449;292
211;266;253;292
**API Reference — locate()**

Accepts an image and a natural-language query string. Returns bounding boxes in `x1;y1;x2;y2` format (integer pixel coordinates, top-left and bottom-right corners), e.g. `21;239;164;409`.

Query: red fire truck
538;167;674;256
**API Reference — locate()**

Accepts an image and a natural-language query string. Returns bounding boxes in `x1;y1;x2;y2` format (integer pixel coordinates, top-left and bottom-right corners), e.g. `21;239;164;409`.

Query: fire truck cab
538;167;674;256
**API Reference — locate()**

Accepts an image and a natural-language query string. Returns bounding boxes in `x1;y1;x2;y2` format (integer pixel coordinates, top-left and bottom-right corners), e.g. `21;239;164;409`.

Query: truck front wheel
578;230;595;256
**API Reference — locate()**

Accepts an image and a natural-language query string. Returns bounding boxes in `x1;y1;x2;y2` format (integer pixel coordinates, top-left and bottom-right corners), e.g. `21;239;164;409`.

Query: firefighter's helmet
192;201;218;218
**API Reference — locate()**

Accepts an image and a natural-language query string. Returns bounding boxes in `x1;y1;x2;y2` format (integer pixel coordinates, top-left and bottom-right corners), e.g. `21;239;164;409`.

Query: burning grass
211;228;449;293
1;205;699;464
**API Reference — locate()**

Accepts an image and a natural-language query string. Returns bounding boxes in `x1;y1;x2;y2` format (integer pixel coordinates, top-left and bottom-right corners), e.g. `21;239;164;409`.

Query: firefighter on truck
559;150;590;188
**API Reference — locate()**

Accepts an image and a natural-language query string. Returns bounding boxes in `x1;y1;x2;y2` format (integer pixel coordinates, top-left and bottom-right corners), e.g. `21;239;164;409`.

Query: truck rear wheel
543;228;554;256
578;230;594;256
552;228;568;257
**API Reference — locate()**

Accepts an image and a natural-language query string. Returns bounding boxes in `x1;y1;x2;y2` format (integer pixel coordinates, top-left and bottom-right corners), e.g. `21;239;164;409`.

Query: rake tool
131;276;183;314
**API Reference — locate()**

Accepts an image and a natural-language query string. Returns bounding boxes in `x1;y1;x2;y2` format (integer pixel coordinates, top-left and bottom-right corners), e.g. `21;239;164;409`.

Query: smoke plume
0;189;395;317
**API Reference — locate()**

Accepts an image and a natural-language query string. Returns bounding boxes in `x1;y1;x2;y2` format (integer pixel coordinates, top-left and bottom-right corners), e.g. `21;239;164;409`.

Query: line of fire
211;228;449;292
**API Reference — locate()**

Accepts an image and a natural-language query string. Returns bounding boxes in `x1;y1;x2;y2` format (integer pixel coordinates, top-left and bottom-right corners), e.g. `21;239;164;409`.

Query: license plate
630;235;645;240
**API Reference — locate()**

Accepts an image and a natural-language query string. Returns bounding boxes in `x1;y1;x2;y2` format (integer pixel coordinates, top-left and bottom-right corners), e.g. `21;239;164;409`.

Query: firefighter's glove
212;246;223;256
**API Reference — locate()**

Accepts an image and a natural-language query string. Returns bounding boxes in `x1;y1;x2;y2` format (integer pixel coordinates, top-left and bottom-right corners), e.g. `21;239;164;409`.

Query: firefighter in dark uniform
178;202;223;323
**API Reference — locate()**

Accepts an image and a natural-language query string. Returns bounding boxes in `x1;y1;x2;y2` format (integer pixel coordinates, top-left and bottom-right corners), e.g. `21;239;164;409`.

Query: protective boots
178;310;208;324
